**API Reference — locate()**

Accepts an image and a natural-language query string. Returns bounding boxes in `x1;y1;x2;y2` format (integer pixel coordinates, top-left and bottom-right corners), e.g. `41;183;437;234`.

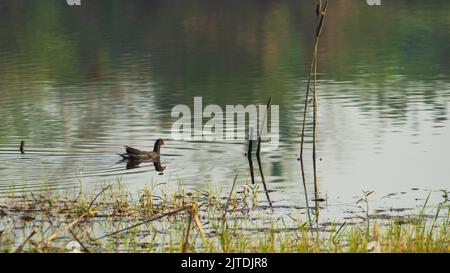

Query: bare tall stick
299;0;328;224
300;1;325;160
299;2;322;223
299;53;316;226
312;3;320;220
313;0;328;223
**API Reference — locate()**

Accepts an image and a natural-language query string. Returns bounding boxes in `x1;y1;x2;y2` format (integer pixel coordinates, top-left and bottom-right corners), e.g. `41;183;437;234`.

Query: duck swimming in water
118;138;165;161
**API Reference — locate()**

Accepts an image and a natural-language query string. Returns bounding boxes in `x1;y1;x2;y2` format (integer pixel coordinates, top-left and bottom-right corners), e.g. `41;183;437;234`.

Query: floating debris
19;141;25;154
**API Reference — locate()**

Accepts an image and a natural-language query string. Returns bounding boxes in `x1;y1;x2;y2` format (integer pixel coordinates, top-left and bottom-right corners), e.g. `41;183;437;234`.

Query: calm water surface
0;0;449;220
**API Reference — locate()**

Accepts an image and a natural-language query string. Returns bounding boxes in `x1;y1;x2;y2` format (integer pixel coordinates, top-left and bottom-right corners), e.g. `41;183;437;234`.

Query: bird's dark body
118;139;165;161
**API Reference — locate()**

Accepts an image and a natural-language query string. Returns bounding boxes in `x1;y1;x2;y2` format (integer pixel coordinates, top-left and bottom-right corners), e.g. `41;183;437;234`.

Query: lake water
0;0;449;221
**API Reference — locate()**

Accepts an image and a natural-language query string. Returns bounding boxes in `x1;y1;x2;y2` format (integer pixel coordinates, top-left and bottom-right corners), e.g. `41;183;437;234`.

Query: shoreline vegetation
0;181;448;253
1;1;449;255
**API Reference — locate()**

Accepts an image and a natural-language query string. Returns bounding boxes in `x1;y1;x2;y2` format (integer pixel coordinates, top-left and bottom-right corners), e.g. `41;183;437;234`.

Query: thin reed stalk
182;207;193;253
69;229;91;253
222;174;238;225
14;229;36;253
221;174;238;252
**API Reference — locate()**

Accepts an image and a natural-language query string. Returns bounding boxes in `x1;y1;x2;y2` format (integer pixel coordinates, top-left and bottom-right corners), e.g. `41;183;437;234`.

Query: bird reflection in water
122;157;166;173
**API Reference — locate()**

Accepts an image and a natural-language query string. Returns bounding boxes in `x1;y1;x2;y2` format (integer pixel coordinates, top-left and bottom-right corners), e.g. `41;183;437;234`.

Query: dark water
0;1;449;220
